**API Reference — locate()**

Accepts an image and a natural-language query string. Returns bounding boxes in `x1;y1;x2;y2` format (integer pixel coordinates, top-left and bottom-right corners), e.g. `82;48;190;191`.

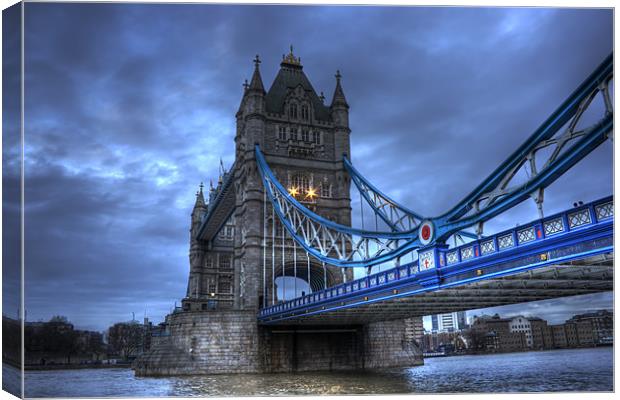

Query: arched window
289;103;298;119
301;105;309;121
290;173;310;196
301;128;310;142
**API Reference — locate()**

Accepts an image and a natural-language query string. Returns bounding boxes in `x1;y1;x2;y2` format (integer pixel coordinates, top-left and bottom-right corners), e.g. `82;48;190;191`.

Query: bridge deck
262;255;611;325
258;197;613;325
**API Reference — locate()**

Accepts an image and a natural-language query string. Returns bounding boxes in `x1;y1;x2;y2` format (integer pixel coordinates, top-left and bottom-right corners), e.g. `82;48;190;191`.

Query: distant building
529;317;554;350
508;316;533;348
551;324;568;348
469;314;526;352
566;310;613;345
431;311;467;332
404;317;425;345
467;309;612;354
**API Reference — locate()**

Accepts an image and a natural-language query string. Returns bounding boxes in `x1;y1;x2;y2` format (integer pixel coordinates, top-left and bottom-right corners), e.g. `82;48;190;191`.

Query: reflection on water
20;347;612;397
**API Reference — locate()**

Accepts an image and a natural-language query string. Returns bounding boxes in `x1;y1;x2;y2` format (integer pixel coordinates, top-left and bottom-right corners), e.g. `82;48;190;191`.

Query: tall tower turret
330;70;351;159
191;183;207;233
236;55;267;160
187;183;207;299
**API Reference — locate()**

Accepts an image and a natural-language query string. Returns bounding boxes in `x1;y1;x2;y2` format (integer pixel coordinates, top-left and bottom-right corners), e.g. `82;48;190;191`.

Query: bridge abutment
135;311;423;376
134;310;261;376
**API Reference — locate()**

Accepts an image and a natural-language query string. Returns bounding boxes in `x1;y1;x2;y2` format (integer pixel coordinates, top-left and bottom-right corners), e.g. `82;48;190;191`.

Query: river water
16;347;613;397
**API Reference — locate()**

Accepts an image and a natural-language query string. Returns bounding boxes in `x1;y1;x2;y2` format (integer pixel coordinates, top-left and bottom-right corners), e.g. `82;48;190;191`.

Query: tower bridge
134;50;613;376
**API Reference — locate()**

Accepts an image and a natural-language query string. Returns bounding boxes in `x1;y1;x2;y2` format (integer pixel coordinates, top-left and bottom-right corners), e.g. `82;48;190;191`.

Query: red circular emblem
421;225;431;241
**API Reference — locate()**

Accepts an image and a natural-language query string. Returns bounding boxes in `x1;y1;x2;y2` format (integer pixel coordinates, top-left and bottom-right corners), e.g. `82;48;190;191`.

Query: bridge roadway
258;196;613;325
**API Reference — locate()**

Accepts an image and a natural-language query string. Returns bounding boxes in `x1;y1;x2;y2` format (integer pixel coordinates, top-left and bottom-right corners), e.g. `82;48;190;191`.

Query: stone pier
134;311;422;376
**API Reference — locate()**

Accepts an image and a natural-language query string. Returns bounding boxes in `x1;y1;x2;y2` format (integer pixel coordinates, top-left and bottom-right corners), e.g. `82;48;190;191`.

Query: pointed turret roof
265;46;331;121
248;54;265;93
193;182;206;210
330;70;349;109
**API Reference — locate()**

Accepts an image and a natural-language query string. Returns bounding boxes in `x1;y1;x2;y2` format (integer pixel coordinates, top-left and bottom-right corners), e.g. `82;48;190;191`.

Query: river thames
15;347;612;397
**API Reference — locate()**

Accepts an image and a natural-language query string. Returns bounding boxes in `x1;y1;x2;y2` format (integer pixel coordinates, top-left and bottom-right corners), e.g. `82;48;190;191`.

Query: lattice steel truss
255;53;613;269
256;146;419;268
434;53;613;242
344;157;479;241
344;158;423;232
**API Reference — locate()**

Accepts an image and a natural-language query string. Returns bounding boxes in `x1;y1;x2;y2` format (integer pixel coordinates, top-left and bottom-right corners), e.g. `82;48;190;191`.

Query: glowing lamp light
305;187;317;199
288;186;299;197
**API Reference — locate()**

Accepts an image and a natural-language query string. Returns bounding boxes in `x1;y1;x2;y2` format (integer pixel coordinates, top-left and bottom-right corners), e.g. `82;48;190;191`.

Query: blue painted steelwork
344;156;478;240
344;157;424;231
258;196;613;323
256;145;419;268
255;54;613;269
433;53;613;242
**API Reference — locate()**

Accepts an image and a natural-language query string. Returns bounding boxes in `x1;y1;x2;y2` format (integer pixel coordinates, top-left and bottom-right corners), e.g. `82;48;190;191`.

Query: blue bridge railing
258;196;613;321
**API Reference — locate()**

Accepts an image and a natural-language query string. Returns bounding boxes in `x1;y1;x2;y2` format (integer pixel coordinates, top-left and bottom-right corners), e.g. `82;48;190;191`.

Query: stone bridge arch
273;262;339;302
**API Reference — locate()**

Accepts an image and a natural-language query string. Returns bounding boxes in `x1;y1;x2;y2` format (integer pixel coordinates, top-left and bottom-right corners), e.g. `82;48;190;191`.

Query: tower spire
248;54;265;92
331;69;349;108
193;182;206;210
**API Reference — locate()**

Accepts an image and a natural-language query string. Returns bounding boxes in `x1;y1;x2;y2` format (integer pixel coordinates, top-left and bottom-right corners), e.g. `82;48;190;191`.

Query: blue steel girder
255;53;613;269
344;157;479;240
344;157;423;231
433;53;613;243
255;145;419;268
258;196;613;323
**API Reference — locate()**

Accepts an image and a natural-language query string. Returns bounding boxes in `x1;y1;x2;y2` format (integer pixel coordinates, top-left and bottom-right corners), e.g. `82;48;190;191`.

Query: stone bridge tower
134;50;422;376
183;48;354;313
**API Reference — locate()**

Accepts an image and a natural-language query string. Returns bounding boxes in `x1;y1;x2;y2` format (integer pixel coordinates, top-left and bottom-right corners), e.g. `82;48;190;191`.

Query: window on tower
218;225;234;240
301;128;310;142
278;126;287;141
289;103;298;119
320;182;332;198
218;278;232;293
290;173;310;196
301;105;309;121
219;254;232;270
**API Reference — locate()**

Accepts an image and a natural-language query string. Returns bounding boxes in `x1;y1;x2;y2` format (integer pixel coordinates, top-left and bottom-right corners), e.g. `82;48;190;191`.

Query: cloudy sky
3;3;613;331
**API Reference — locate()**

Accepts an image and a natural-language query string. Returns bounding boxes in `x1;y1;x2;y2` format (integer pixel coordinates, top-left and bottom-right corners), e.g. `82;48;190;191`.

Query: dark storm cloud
3;3;23;319
18;4;612;331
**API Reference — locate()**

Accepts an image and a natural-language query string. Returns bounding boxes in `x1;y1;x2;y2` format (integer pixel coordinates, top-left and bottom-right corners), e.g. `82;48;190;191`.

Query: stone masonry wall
134;310;262;376
136;314;423;376
363;319;424;369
